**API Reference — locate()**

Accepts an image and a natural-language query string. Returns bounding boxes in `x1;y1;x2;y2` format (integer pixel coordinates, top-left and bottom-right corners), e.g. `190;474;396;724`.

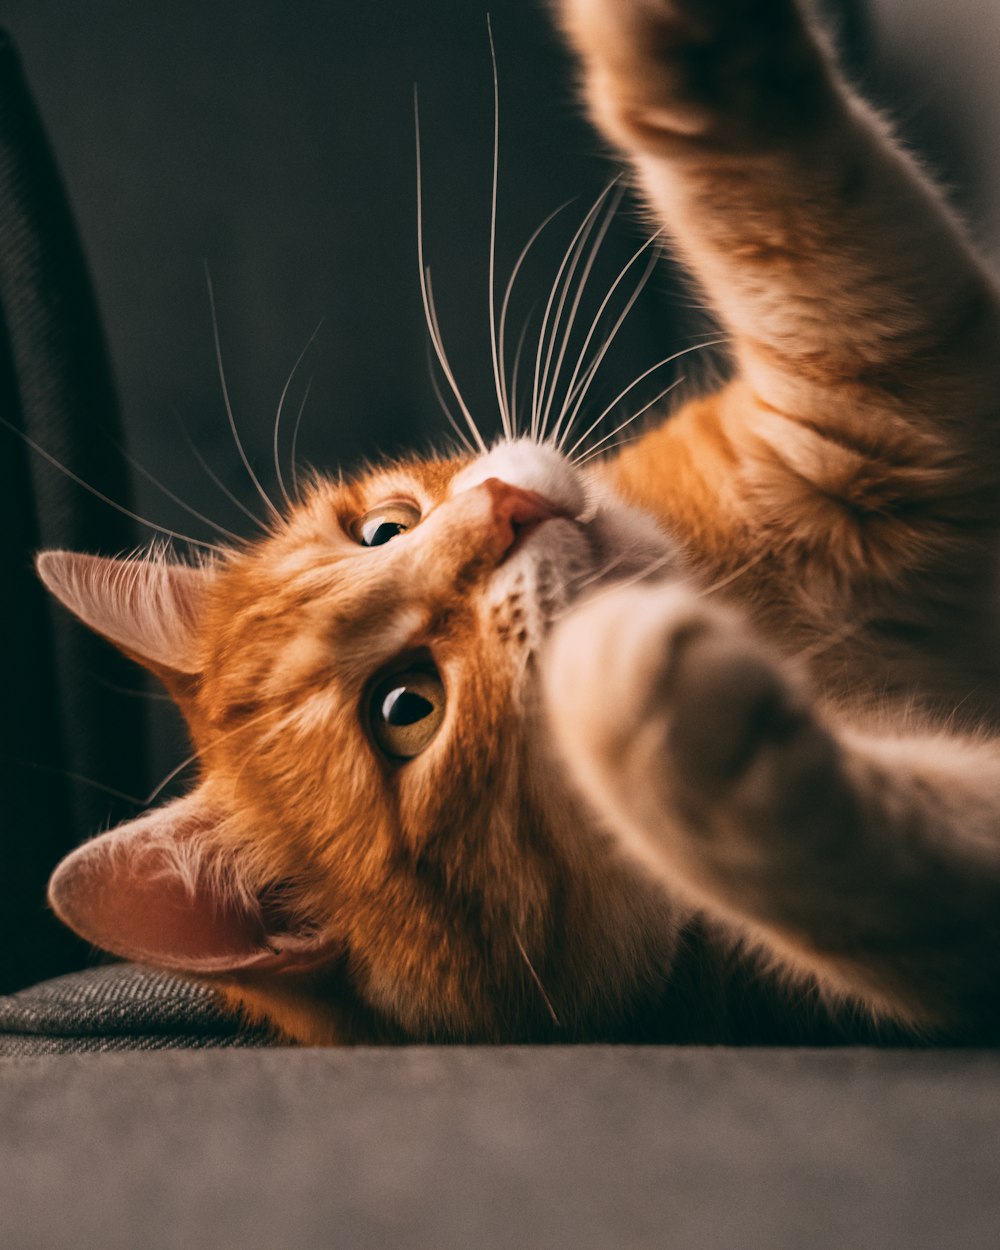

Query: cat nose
476;477;567;558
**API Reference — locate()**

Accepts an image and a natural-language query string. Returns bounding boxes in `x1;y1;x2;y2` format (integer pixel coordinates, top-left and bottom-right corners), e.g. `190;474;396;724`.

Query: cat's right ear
35;551;213;680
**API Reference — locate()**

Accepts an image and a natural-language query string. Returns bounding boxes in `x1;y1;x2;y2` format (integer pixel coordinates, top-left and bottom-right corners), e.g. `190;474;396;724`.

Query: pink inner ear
36;550;211;675
48;793;304;973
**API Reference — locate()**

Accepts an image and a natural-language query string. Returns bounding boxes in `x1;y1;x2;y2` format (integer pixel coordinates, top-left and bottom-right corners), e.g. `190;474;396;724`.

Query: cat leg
558;0;1000;433
544;580;1000;1037
558;0;1000;702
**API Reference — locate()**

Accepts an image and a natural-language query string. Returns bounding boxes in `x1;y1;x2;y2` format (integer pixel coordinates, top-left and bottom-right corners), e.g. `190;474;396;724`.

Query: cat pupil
381;687;433;726
363;520;406;547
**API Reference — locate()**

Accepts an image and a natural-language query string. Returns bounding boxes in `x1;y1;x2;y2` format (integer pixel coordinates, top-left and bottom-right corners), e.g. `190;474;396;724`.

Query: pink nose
477;477;567;558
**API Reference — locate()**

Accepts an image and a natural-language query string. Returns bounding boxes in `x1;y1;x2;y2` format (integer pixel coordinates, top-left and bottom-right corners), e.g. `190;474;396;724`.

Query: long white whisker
565;337;727;460
553;235;663;450
537;184;626;443
530;179;619;442
573;430;645;467
569;375;684;465
423;269;488;451
569;548;632;592
145;751;199;805
289;376;314;500
116;441;244;544
535;183;620;444
274;320;324;512
498;202;572;439
0;416;223;553
93;676;173;702
548;548;680;623
171;409;267;532
508;306;538;437
426;341;476;454
0;756;150;807
415;88;487;453
146;703;287;815
486;17;510;441
514;932;560;1027
204;265;282;524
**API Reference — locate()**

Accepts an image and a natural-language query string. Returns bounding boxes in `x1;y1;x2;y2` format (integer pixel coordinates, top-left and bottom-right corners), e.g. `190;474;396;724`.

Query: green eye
370;667;445;759
354;501;421;547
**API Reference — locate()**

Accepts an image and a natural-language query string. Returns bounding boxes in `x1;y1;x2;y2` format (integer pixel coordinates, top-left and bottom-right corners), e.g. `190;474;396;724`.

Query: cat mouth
504;513;575;561
499;488;577;563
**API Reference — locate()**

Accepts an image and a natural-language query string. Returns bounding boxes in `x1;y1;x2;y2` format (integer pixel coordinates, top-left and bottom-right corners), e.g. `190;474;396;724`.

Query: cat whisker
92;675;173;702
548;547;681;624
289;377;315;501
144;751;200;805
555;232;665;452
2;739;199;809
415;88;489;454
167;705;284;809
508;305;539;438
0;756;152;808
498;206;572;439
486;17;513;442
274;320;324;512
204;265;283;525
423;268;489;452
568;548;632;593
0;415;224;553
572;430;645;468
514;931;561;1027
698;550;770;598
426;340;477;454
568;375;684;466
112;436;245;545
171;408;268;533
790;619;866;668
129;704;277;810
536;184;626;445
531;179;620;443
548;217;658;450
564;336;728;461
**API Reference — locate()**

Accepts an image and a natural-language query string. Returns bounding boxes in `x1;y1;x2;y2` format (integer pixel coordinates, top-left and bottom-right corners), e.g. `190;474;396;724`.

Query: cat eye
353;501;422;547
370;666;446;759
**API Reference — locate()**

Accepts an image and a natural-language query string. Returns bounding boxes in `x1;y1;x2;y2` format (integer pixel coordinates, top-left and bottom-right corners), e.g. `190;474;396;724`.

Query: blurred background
2;0;997;989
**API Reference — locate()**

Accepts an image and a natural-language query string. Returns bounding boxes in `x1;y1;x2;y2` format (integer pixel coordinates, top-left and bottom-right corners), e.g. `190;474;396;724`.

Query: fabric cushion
2;1045;1000;1249
0;963;273;1054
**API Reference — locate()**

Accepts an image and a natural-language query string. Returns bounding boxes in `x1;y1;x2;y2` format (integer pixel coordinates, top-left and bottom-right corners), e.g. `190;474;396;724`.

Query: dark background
2;0;995;990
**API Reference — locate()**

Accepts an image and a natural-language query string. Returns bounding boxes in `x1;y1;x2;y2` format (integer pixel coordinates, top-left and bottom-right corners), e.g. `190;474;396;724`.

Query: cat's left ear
36;551;213;678
48;791;327;973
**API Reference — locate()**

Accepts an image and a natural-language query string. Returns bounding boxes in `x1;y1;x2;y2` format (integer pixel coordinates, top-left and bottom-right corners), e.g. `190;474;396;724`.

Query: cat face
40;438;684;1042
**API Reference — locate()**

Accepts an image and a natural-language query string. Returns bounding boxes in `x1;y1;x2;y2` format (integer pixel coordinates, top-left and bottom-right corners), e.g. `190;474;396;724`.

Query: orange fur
38;0;1000;1043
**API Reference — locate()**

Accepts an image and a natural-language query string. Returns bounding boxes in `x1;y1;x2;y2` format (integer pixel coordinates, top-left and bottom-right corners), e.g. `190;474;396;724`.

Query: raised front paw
556;0;836;152
543;582;845;898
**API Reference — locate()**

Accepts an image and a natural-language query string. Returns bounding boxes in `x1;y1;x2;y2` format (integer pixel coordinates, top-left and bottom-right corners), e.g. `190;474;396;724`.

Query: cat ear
35;551;213;675
48;792;324;973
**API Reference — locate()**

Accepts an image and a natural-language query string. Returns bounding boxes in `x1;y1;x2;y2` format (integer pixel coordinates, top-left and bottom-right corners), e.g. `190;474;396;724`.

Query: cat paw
556;0;834;152
544;582;842;892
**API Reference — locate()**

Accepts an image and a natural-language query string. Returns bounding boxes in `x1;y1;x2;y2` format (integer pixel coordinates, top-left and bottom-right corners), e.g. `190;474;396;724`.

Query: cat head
38;438;683;1042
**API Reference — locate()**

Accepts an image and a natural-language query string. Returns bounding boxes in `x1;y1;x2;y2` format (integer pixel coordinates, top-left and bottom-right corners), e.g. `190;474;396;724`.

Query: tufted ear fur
35;550;213;678
47;791;325;973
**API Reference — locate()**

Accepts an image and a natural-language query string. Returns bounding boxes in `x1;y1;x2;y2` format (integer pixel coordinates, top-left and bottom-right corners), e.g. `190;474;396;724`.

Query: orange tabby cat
38;0;1000;1044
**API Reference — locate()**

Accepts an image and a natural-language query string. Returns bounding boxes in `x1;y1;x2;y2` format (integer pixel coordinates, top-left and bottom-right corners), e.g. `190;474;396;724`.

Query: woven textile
0;963;274;1054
